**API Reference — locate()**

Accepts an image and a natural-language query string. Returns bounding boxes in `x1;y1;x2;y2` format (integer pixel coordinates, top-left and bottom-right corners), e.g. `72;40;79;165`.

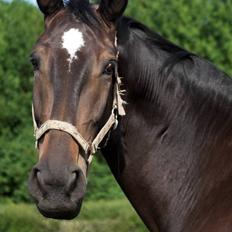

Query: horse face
28;0;127;219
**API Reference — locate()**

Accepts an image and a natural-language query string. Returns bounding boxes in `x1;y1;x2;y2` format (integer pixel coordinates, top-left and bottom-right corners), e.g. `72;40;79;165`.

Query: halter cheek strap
32;75;126;165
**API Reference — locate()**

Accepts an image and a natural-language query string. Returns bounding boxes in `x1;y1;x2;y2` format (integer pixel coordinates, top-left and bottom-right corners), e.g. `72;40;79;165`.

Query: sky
6;0;37;5
27;0;36;5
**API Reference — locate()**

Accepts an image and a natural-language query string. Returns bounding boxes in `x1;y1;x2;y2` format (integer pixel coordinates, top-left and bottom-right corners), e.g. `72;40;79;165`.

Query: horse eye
30;55;40;71
103;62;115;76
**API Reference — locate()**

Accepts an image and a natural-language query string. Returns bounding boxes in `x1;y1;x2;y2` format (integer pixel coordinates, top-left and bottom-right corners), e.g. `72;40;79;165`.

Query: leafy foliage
0;0;43;202
0;0;231;203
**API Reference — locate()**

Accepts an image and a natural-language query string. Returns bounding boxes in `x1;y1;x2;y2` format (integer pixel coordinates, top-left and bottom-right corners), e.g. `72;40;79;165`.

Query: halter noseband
32;64;126;164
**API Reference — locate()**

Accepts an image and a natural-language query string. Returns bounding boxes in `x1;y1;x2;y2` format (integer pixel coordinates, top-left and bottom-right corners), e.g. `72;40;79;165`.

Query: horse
28;0;232;231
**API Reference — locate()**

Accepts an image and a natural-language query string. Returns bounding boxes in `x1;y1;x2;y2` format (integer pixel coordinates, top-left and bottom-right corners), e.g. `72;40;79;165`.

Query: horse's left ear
37;0;64;17
98;0;128;24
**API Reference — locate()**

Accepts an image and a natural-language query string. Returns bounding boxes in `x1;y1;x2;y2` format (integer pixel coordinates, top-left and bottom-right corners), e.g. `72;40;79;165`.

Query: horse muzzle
28;164;87;219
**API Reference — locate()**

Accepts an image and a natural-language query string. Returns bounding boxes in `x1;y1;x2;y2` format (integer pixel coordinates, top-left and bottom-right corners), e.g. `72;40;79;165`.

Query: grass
0;199;148;232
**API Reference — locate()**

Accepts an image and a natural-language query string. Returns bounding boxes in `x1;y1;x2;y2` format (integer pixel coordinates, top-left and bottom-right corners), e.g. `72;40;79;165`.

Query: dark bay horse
28;0;232;231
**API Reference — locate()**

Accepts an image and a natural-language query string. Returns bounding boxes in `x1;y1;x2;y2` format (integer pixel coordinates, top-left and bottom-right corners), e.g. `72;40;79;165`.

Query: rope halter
32;73;126;165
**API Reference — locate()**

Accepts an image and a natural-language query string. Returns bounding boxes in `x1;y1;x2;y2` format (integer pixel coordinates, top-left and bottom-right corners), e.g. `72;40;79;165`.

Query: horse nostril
66;170;79;194
71;172;78;182
36;171;44;185
32;167;47;194
32;167;41;181
33;168;42;183
33;167;40;176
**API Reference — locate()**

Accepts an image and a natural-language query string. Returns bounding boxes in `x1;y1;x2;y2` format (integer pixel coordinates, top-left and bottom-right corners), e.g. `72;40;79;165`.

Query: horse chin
37;198;83;220
28;168;87;220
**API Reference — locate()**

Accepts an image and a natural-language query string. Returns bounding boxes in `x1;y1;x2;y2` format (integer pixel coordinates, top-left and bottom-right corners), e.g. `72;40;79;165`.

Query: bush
0;0;42;202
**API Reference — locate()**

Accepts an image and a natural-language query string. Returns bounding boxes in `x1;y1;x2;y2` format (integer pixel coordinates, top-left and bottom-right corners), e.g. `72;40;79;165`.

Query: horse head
28;0;127;219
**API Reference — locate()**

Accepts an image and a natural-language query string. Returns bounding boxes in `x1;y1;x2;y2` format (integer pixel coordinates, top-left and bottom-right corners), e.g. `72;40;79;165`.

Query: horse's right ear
37;0;64;16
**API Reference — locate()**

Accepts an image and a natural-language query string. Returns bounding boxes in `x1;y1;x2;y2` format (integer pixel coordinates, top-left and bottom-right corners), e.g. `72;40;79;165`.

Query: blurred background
0;0;231;231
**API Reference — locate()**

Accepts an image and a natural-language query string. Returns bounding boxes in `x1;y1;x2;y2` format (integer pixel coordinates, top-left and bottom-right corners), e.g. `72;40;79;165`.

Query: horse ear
36;0;64;16
98;0;128;24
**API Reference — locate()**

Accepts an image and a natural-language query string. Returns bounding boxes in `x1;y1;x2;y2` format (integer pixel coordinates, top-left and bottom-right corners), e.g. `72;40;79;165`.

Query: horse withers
28;0;232;231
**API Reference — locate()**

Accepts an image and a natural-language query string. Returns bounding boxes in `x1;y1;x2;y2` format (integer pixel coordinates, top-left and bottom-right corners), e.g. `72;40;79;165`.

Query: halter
32;45;126;164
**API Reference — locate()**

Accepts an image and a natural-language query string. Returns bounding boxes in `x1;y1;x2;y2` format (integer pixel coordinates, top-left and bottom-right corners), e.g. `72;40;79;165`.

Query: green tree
0;0;43;202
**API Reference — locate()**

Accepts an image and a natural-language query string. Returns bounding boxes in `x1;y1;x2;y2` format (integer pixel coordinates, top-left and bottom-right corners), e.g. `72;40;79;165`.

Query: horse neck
102;18;232;232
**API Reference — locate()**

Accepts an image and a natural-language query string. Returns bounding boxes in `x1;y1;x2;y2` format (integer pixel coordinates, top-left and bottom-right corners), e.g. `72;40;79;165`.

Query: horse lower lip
37;199;82;219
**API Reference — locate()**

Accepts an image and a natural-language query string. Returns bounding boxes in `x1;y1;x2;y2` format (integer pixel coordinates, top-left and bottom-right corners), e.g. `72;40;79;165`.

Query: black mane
117;16;232;142
117;17;232;104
